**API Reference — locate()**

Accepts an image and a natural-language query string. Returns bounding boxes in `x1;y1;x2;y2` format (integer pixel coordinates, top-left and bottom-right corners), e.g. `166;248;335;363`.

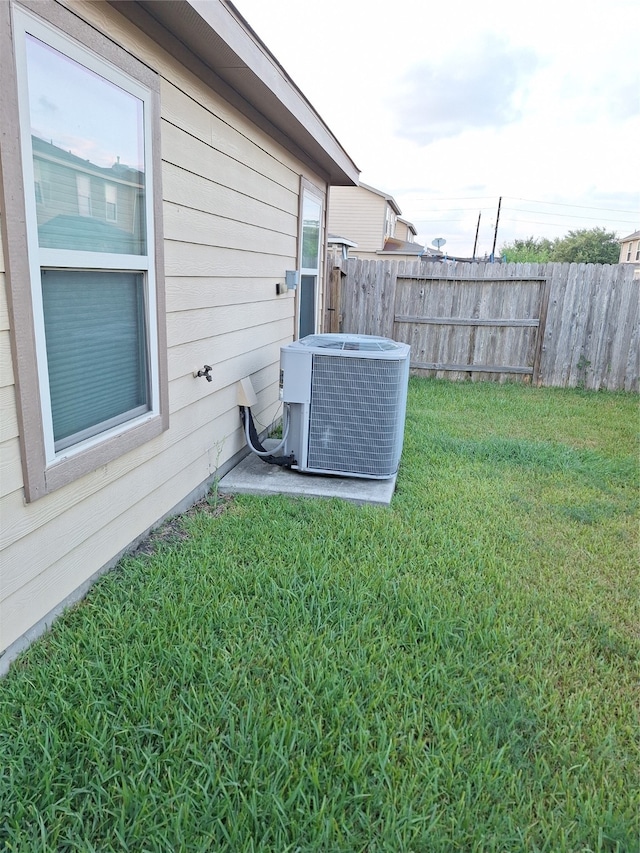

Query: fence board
395;317;539;326
391;273;545;380
335;260;638;391
610;276;638;391
587;265;612;389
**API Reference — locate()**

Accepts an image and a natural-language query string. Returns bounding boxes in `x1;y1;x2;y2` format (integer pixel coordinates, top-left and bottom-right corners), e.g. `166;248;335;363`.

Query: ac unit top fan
279;333;410;479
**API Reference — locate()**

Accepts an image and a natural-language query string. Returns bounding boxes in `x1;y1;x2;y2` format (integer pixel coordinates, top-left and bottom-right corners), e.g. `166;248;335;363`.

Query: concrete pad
218;442;397;507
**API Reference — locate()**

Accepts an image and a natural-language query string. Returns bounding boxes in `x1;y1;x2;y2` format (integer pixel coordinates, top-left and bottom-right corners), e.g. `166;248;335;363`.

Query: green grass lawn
1;379;638;853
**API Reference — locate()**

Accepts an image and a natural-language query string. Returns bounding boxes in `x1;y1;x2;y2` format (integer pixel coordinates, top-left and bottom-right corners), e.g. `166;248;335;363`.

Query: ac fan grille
308;355;405;476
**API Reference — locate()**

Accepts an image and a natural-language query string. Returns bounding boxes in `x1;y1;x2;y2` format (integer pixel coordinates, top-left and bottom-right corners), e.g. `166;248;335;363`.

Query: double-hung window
5;4;167;500
298;179;324;339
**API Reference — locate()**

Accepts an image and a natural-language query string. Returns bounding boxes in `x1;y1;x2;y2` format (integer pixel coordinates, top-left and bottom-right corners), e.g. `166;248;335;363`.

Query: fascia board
134;0;359;185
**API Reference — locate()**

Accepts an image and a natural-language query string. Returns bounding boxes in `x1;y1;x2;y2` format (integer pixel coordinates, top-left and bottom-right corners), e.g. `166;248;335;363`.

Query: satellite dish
432;237;446;249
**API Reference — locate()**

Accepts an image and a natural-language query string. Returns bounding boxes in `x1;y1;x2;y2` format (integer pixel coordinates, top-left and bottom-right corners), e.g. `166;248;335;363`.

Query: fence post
324;264;343;333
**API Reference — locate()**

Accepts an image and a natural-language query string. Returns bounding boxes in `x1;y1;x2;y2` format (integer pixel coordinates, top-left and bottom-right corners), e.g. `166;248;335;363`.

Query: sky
236;0;640;257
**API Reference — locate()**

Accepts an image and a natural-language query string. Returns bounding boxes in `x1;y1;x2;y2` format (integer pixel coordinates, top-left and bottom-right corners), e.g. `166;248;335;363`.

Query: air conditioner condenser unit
279;333;410;479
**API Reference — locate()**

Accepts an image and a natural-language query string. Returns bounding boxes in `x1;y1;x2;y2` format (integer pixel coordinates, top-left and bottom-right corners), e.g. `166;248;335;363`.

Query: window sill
38;412;167;499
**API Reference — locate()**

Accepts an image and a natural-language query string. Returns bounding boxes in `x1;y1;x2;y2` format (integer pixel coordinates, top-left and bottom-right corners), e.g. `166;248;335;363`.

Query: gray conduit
243;403;291;457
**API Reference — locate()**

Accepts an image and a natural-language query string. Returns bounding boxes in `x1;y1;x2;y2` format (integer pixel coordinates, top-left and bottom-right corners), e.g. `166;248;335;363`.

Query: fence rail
330;260;638;392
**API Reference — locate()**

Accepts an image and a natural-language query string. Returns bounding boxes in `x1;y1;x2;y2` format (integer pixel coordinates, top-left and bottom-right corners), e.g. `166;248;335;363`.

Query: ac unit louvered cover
308;354;406;476
280;334;410;478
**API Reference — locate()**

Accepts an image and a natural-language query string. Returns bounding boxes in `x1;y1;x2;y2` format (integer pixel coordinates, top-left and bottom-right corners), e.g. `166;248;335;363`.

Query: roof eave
358;182;402;215
109;0;359;186
398;217;417;235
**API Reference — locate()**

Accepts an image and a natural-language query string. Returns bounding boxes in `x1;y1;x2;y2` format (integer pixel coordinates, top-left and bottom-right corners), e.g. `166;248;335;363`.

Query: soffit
112;0;359;186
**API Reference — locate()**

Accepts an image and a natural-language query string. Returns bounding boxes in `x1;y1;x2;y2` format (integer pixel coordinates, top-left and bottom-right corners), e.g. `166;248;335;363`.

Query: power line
499;217;629;229
412;206;495;213
415;215;636;228
415;218;633;230
405;195;639;215
504;196;639;214
504;208;637;225
403;195;497;202
416;211;637;226
501;219;593;229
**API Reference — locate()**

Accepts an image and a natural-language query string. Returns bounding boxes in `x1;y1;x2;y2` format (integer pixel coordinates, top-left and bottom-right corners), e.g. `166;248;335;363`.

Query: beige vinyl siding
618;236;639;263
0;0;330;652
329;186;386;254
0;336;13;390
395;221;408;242
395;220;416;243
0;238;8;328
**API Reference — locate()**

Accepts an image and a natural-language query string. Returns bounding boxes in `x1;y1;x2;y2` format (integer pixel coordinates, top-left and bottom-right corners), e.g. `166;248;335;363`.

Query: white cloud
392;37;541;144
237;0;640;254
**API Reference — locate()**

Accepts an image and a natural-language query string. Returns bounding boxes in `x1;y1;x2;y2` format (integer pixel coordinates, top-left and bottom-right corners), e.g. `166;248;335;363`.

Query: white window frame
384;205;397;240
14;7;160;467
297;178;325;339
2;1;167;501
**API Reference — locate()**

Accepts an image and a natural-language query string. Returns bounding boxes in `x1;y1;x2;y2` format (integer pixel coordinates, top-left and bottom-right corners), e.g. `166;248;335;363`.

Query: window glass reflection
302;195;321;270
25;35;146;254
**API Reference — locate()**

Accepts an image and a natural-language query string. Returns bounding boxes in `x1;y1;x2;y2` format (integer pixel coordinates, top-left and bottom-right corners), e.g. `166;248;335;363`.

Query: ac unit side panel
284;402;309;469
280;348;312;403
306;354;408;477
393;353;411;461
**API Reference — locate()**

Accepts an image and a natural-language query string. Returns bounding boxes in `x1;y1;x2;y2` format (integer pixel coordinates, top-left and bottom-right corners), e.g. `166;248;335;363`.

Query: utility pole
491;196;502;260
472;211;481;259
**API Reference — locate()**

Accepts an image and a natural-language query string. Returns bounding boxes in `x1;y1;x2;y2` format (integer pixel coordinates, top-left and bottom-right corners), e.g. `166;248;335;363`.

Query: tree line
500;227;620;264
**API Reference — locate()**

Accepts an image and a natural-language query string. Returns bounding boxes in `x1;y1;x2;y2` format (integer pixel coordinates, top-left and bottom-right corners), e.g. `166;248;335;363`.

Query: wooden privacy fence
326;260;639;391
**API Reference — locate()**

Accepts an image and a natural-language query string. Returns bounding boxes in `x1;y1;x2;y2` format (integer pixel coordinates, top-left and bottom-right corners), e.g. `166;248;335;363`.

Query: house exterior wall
328;185;414;261
395;220;416;243
0;0;332;655
328;185;388;256
618;232;640;263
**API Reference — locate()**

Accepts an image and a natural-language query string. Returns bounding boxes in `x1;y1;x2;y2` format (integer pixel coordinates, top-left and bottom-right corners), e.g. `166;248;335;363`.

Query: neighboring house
327;233;358;263
619;230;640;263
395;217;417;244
378;236;425;258
0;0;359;666
379;216;425;259
328;182;423;261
